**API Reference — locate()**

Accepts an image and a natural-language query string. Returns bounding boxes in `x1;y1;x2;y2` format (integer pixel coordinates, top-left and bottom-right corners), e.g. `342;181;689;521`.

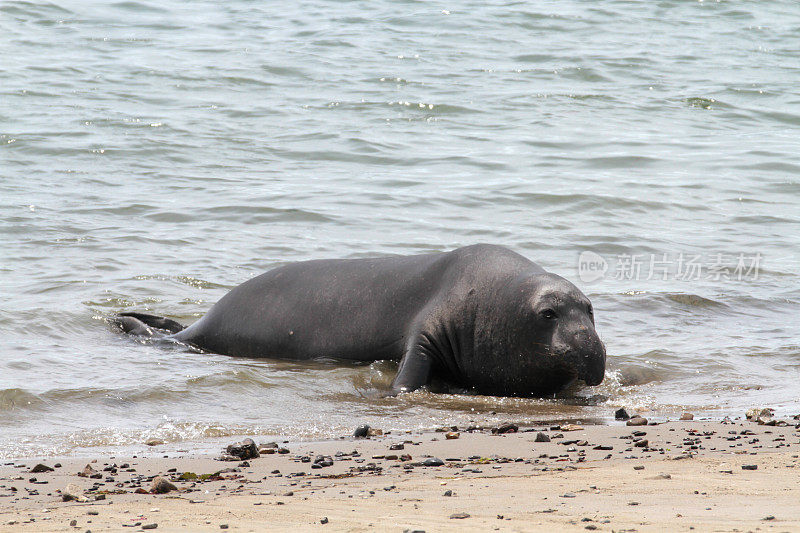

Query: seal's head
527;273;606;388
468;271;606;397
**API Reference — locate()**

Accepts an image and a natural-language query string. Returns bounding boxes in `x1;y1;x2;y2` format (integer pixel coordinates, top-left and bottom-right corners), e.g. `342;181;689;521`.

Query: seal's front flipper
388;342;433;396
116;312;185;335
114;315;158;337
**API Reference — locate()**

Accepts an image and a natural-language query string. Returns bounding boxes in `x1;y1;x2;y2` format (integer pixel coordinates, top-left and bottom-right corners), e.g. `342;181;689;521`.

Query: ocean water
1;0;799;459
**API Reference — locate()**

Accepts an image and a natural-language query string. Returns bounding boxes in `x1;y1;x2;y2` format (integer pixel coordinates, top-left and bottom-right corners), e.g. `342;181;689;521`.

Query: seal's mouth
577;347;607;386
581;370;605;387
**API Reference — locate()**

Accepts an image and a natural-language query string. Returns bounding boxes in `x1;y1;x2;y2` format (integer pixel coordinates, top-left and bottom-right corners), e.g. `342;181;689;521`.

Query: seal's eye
540;309;557;320
587;305;593;315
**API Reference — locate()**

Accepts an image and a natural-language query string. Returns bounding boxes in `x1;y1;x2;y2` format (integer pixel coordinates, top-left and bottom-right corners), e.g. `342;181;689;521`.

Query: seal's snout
558;323;606;387
577;334;606;386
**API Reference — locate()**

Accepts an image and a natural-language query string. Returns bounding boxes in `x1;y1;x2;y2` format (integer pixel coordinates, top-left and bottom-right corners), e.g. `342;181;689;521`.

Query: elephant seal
115;244;606;397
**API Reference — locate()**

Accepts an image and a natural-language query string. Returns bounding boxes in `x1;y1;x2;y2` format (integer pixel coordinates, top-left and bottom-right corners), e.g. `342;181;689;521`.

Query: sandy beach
2;414;798;532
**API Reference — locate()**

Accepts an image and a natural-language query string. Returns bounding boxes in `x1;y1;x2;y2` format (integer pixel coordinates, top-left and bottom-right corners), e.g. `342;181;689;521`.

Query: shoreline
2;416;799;532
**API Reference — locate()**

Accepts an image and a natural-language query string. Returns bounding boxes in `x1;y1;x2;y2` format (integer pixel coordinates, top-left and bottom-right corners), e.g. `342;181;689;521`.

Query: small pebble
62;483;87;503
320;517;329;524
150;476;177;494
492;423;518;434
449;512;470;519
226;438;259;460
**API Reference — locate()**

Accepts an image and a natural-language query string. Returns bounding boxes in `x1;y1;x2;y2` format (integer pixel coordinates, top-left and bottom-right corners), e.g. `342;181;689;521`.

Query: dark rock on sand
258;442;278;455
314;455;334;468
492;423;518;434
615;408;630;420
226;438;259;460
535;432;551;443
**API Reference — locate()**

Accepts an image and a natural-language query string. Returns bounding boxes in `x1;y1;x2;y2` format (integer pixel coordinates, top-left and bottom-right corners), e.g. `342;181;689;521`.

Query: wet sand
2;417;799;532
